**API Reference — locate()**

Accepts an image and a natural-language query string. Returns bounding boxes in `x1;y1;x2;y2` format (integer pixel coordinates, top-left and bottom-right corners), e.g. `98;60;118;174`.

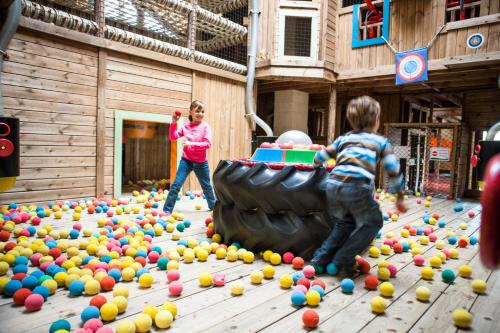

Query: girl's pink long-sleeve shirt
169;121;212;163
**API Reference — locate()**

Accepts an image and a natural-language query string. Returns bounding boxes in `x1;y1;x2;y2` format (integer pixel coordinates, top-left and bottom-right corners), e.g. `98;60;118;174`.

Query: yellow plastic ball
142;305;159;320
199;272;213;287
212;234;222;243
452;308;472;328
155;310;174;329
471;279;487;294
138;273;153;288
421;267;434;280
113;285;129;298
379;282;394;297
270;253;281;265
0;262;9;275
230;281;244;296
121;267;135;282
435;240;445;250
116;319;136;333
449;248;459;259
262;250;273;262
215;248;227;259
250;270;263;284
242;251;255;264
262;265;275;279
134;313;153;333
415;286;431;302
167;260;179;270
377;267;390;281
112;296;128;314
370;296;387;314
196;249;209;262
429;256;442;268
377;260;389;268
226;250;238;262
400;229;410;238
419;236;429;245
424;201;430;207
42;279;58;294
369;247;381;258
279;274;294;289
458;265;472;278
85;279;101;295
183;250;195;263
160;301;177;318
100;302;119;321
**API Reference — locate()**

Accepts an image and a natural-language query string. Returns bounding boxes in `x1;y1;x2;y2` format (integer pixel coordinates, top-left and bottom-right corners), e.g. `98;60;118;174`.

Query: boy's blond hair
346;96;380;130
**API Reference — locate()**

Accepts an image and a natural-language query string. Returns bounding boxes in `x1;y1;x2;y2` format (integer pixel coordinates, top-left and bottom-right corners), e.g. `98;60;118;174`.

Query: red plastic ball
296;278;310;290
292;257;304;269
31;216;42;225
205;217;213;226
89;295;107;309
12;273;27;281
393;243;403;253
0;230;10;242
48;248;62;259
206;228;215;238
135;257;147;267
311;279;326;290
364;275;379;290
13;288;32;306
302;309;319;328
458;238;468;248
283;252;294;264
357;260;371;274
100;276;115;291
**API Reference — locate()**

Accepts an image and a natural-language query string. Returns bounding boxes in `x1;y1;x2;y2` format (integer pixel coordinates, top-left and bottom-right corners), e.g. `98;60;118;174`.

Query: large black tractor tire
212;160;334;259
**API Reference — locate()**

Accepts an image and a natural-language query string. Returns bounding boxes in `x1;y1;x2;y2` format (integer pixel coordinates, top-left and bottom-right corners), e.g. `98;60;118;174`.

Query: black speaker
0;116;20;178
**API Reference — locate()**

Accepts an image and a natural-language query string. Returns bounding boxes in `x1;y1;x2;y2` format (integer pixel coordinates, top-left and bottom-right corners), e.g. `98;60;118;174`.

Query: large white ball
276;130;312;145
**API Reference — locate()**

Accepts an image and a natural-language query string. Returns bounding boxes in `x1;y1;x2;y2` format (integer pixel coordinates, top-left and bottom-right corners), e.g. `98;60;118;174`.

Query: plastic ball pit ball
270;253;281;265
279;274;293;289
69;280;85;296
113;286;129;298
283;252;294;264
81;306;100;322
49;319;71;333
168;281;183;296
115;320;136;333
415;286;431;302
134;313;153;333
364;275;379;290
305;290;321;306
262;265;275;279
250;270;264;284
90;295;107;309
143;305;159;320
160;301;177;318
340;279;355;293
155;310;174;329
326;262;339;276
25;293;44;311
357;260;371;274
297;278;311;290
85;280;101;295
458;265;472;278
100;276;115;291
302;309;319;328
13;288;32;305
112;296;128;313
167;269;180;282
471;279;487;294
302;265;315;279
199;272;213;287
370;296;387;314
4;280;22;297
83;319;103;332
421;267;434;280
452;308;472;328
292;257;304;269
100;302;119;321
429;256;442;268
379;282;394;297
377;268;390;281
441;269;456;283
369;246;381;258
291;290;306;306
138;273;153;288
449;248;459;259
230;281;244;296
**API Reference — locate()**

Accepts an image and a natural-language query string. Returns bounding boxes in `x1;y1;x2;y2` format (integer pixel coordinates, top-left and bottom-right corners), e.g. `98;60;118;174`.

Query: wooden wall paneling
487;22;500;52
490;0;499;14
2;97;96;116
96;49;107;197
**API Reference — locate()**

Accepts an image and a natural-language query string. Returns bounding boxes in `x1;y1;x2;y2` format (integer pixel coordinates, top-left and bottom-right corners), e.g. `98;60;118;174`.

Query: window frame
351;0;390;48
278;9;319;60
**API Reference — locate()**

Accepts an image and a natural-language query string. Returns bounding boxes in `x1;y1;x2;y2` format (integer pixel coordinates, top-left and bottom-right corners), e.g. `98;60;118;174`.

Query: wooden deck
1;196;498;333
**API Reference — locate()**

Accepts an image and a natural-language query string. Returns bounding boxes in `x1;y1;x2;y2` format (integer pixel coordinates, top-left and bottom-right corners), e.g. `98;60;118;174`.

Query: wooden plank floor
0;195;498;333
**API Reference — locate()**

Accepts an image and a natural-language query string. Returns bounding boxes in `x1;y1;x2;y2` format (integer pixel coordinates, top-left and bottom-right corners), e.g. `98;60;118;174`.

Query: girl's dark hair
189;100;204;122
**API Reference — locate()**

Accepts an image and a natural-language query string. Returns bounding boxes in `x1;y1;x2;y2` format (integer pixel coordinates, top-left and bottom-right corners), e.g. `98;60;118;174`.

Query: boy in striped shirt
311;96;407;275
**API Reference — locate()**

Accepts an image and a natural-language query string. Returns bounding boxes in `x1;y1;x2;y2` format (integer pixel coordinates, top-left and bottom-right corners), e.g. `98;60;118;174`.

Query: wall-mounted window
352;0;390;48
445;0;482;23
279;10;319;59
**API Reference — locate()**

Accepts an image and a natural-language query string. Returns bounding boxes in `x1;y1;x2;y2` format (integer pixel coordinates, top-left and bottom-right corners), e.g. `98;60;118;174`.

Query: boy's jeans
312;178;383;268
163;158;217;213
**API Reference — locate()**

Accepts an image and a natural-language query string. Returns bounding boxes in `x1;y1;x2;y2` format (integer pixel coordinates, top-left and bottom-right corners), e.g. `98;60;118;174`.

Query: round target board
467;33;484;49
397;53;426;82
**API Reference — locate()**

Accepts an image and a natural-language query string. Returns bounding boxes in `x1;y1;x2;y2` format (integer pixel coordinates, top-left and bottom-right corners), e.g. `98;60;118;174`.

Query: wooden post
327;84;338;143
95;0;106;197
187;0;198;61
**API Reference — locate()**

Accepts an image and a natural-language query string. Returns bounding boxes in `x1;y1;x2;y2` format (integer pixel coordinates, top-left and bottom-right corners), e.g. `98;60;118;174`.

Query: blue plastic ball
32;285;50;300
4;280;23;297
376;231;382;239
438;220;446;228
383;214;389;221
469;235;478;245
416;227;424;235
21;275;39;290
100;255;112;263
310;285;325;298
290;290;306;305
81;306;100;323
448;236;457;245
183;220;192;228
455;198;462;203
13;264;29;274
95;206;103;213
136;268;150;278
69;229;79;239
454;205;464;212
441;269;456;283
49;319;71;333
37;211;45;218
135;249;147;258
401;241;410;252
27;226;36;236
292;271;305;284
423;216;430;224
68;280;85;296
176;223;185;232
326;262;339;276
30;270;44;279
340;278;355;293
177;239;188;247
108;269;122;282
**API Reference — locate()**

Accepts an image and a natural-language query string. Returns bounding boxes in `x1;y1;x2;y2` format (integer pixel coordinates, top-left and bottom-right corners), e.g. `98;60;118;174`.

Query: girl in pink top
163;100;216;213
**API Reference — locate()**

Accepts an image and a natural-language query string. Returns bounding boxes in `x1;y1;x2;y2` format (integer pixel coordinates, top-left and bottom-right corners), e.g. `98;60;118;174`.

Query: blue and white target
467;33;484;49
397;53;425;82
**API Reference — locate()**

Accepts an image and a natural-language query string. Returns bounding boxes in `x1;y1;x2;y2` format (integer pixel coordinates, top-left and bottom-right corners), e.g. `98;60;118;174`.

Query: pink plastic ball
302;265;316;279
283;252;295;264
293;285;308;294
75;329;93;333
30;253;43;266
387;264;398;277
168;281;183;296
414;255;425;266
467;211;475;218
383;239;394;246
167;269;180;282
441;249;451;259
429;233;437;242
148;251;160;263
24;294;44;312
83;318;104;332
297;278;311;290
95;327;113;333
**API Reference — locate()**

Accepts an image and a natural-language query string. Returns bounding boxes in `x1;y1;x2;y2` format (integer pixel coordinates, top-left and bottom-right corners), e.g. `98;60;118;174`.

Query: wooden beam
19;17;247;83
444;52;500;69
96;49;107;197
327;85;339;142
443;13;500;32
